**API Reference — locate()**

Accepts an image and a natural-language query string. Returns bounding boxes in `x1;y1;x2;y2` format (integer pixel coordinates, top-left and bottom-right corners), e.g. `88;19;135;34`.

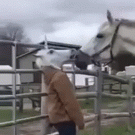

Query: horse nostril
70;55;74;59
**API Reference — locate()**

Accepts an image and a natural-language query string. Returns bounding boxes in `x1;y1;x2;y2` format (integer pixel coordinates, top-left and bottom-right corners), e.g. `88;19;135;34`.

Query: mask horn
44;35;48;49
107;10;113;24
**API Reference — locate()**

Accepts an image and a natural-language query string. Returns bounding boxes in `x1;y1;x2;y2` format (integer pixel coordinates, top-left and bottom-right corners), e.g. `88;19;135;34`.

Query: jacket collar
42;66;61;85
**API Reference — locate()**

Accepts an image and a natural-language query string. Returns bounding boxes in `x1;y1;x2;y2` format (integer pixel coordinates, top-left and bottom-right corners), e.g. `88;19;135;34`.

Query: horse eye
49;50;54;54
96;34;104;38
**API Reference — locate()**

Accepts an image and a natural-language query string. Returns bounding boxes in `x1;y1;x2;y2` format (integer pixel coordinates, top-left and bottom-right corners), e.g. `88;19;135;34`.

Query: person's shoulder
52;70;67;82
55;70;66;78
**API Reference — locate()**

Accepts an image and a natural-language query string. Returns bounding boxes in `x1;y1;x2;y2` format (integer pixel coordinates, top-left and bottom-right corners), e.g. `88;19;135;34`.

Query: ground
0;120;41;135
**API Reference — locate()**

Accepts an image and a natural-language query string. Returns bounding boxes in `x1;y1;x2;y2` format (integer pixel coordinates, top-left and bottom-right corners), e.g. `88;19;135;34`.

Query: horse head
74;10;133;73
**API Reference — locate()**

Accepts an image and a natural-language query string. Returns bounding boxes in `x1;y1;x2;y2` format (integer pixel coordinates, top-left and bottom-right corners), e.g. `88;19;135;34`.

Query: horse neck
112;24;135;57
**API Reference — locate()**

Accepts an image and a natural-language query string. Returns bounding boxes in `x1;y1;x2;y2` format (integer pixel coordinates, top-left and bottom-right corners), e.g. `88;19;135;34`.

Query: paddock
0;40;135;135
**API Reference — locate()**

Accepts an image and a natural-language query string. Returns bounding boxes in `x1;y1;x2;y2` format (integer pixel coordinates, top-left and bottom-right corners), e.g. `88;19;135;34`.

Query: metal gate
0;40;134;135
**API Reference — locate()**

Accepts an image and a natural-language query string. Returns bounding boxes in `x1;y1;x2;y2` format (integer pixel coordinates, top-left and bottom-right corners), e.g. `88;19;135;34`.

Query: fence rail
0;114;48;127
0;69;42;73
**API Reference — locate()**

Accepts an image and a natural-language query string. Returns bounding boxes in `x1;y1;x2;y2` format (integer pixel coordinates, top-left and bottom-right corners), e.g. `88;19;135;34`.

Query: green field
79;96;134;135
0;108;40;123
80;125;135;135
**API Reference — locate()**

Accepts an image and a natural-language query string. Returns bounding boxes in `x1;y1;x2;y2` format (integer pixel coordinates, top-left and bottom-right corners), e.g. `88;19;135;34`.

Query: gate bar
41;73;51;134
0;69;97;75
12;42;17;135
65;69;98;77
0;114;48;127
0;69;42;73
0;92;96;100
127;77;133;130
95;67;102;135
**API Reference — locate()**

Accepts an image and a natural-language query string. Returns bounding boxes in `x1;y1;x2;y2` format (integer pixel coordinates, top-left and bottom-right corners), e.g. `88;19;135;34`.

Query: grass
79;99;94;109
79;125;130;135
80;129;95;135
0;92;131;135
16;109;40;119
78;96;126;111
79;123;135;135
79;96;131;135
1;97;120;123
0;109;12;122
0;108;40;122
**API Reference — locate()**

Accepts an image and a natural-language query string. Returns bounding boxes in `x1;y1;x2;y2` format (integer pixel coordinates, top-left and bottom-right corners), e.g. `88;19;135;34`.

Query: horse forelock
99;21;118;31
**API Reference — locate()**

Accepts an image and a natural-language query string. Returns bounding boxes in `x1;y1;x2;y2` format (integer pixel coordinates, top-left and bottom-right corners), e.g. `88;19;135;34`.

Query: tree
0;22;31;56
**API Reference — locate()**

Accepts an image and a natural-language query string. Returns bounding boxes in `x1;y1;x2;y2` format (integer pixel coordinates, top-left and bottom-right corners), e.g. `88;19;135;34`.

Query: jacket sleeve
53;72;84;127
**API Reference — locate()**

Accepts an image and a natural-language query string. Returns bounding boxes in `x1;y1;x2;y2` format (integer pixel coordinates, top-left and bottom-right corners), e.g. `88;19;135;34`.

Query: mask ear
44;35;48;49
107;10;113;24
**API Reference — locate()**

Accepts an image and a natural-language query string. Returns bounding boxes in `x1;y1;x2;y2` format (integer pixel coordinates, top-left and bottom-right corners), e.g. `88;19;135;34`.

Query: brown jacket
42;66;84;127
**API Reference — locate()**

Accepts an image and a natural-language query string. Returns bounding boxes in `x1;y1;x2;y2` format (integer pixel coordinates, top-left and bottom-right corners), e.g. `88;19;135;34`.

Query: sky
1;0;135;46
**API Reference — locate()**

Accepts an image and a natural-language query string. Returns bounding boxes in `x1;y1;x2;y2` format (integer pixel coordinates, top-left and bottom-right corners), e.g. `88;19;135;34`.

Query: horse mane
111;18;135;72
100;19;135;30
99;18;135;73
117;19;135;27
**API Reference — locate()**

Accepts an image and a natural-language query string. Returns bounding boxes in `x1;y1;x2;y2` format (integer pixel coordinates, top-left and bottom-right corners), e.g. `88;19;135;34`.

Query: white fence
0;40;134;135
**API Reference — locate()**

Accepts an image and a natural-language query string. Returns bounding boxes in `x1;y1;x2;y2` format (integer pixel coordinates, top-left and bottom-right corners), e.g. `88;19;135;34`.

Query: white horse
75;11;135;74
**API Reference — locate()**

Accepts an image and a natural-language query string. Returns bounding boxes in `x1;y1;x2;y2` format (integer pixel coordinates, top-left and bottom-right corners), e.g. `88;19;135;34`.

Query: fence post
127;77;134;131
41;72;51;135
72;63;76;90
95;67;102;135
12;42;17;135
85;78;89;91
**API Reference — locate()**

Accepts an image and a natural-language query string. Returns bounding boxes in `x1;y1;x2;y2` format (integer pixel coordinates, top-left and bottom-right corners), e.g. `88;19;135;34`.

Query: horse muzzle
72;50;92;70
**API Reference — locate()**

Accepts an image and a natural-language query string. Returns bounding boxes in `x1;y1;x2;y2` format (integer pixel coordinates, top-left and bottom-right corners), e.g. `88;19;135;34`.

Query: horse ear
107;10;113;24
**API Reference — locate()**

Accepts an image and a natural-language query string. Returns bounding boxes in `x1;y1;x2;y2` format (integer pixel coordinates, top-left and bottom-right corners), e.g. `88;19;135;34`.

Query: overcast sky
1;0;135;46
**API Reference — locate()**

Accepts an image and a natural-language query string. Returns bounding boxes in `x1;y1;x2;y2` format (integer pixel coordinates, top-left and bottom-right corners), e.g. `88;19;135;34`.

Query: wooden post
41;72;51;135
85;78;89;91
119;83;122;94
19;86;23;112
127;77;133;131
95;67;102;135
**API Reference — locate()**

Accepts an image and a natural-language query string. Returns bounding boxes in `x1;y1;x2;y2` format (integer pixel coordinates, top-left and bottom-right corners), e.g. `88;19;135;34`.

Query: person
43;66;84;135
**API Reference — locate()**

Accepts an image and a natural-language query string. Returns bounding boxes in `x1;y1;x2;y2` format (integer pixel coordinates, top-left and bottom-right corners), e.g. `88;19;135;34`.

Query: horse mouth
72;50;91;70
91;56;111;64
75;61;88;70
69;49;112;69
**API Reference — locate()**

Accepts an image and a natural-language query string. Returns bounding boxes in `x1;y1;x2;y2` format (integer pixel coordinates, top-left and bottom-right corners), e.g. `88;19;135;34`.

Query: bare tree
0;22;31;56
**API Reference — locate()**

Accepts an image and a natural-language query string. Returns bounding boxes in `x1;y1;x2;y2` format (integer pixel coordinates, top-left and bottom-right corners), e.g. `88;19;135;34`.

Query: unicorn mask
34;37;76;69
